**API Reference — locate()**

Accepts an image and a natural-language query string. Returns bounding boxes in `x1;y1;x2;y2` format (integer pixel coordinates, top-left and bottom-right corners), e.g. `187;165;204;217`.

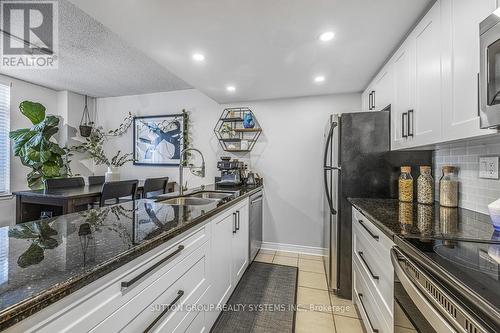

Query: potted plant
79;95;93;137
71;113;135;181
9;101;71;189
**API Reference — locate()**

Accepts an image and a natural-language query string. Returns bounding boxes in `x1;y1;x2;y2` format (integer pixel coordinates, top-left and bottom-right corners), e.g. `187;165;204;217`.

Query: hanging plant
79;95;93;137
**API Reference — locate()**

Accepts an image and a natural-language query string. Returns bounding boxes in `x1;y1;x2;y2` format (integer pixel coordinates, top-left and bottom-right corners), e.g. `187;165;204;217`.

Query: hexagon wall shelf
214;107;262;153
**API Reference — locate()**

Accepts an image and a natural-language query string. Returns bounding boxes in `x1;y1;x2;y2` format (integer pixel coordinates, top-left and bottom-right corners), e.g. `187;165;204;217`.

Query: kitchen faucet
179;147;206;196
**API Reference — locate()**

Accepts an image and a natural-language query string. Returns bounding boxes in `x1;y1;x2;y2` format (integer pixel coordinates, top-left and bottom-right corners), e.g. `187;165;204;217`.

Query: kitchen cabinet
411;0;443;147
232;203;249;283
367;0;499;149
392;42;413;149
352;207;394;333
441;0;497;140
6;197;253;333
363;65;393;112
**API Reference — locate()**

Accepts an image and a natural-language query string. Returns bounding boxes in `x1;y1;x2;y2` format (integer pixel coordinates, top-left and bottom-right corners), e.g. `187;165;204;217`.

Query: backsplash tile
433;136;500;214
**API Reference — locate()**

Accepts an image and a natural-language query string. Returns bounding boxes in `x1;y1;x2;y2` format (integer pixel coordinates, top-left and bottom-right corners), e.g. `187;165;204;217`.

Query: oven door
480;15;500;128
391;247;491;333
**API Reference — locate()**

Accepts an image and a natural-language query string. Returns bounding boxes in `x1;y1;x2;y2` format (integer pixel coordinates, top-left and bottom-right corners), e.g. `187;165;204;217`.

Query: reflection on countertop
348;198;498;243
0;184;262;330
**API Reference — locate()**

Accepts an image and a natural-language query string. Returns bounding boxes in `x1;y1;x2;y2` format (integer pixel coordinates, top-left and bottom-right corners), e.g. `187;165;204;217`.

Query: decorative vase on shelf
243;112;255;128
105;166;120;182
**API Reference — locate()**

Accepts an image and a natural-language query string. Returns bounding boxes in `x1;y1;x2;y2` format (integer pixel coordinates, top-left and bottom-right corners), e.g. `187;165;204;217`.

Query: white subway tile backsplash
434;138;500;214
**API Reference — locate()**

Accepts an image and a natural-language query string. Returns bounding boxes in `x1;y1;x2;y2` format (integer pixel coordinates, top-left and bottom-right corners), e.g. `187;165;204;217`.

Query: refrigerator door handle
323;121;338;215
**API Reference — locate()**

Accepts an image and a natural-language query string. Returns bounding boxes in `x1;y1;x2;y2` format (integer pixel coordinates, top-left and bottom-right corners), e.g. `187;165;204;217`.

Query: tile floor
254;249;363;333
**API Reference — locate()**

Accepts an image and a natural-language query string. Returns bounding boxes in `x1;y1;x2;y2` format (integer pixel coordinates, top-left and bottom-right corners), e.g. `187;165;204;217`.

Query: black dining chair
142;177;169;199
88;175;106;186
45;177;85;189
100;180;138;207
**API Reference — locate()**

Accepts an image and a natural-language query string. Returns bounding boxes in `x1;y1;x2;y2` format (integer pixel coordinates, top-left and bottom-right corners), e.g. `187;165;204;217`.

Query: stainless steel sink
160;197;216;206
189;191;235;200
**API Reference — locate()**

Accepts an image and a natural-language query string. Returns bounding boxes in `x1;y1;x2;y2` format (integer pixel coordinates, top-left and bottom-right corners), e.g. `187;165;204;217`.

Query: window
0;83;9;195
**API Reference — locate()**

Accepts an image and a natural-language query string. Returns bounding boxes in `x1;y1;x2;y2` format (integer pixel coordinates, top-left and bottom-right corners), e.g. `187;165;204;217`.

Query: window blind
0;83;10;195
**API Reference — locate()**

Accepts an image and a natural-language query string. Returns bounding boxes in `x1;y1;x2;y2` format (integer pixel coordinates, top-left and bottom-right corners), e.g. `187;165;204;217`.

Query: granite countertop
348;198;498;243
0;184;262;330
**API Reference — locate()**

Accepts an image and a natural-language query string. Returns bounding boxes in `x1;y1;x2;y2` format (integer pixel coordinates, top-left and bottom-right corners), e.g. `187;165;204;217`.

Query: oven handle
391;247;459;333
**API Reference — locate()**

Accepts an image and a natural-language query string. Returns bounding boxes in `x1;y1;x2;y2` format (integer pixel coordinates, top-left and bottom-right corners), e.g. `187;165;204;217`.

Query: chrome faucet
179;147;206;196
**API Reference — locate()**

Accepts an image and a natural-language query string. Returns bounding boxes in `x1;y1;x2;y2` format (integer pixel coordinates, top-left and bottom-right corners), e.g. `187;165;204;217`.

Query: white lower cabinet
7;197;251;333
352;208;394;333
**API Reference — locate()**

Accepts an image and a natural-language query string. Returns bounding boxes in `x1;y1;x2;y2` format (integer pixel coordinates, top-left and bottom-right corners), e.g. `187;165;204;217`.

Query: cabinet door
373;66;393;111
232;202;249;284
392;44;413;150
412;1;442;146
211;213;233;307
441;0;497;140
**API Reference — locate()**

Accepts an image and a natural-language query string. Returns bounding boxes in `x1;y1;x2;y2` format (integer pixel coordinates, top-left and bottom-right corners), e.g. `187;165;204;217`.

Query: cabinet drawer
95;241;210;332
21;225;209;333
352;208;394;314
353;259;393;333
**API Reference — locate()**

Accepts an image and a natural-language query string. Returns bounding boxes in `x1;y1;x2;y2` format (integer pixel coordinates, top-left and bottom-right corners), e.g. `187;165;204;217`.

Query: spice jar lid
420;166;431;173
442;166;456;173
401;166;411;173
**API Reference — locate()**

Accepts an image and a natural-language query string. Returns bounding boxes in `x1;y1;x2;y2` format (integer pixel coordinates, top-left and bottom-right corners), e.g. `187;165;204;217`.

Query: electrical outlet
479;156;499;179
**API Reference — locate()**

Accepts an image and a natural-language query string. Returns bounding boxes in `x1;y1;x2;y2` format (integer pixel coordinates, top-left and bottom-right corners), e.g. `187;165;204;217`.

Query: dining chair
88;175;106;186
142;177;169;199
100;180;139;207
44;177;85;189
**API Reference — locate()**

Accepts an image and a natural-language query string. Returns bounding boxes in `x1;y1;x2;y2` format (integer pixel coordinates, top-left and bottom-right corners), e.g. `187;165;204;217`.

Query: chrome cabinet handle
407;109;414;137
121;245;184;293
251;196;263;204
358;293;379;333
358;251;379;280
368;92;373;110
144;290;184;333
236;211;240;231
372;90;376;109
233;212;237;233
401;112;407;138
358;220;379;240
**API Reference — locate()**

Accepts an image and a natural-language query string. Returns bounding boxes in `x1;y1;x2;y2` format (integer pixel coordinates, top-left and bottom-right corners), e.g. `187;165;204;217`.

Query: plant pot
105;166;120;182
79;125;93;137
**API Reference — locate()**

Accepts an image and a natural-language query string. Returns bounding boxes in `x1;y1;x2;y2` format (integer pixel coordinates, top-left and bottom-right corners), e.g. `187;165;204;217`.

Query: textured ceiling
0;0;191;97
68;0;433;103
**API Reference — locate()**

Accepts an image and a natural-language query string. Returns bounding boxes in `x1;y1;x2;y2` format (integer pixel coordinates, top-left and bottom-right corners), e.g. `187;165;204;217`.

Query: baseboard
260;241;326;256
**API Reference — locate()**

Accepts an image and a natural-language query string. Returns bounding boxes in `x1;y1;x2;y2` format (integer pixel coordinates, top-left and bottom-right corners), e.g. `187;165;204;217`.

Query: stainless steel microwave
480;11;500;128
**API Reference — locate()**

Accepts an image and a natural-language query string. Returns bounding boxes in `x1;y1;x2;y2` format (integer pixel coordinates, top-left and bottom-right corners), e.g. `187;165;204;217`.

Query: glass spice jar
439;166;458;207
417;166;434;204
399;166;413;202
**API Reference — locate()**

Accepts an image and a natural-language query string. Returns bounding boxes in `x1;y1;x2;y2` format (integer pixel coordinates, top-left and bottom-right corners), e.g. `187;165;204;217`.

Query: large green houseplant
9;101;70;189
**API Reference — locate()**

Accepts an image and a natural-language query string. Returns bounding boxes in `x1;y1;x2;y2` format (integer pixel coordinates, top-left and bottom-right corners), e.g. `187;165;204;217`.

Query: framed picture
133;114;185;166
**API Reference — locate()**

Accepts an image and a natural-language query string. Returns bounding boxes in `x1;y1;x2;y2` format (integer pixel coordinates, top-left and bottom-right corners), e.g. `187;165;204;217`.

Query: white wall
94;89;222;188
223;93;361;249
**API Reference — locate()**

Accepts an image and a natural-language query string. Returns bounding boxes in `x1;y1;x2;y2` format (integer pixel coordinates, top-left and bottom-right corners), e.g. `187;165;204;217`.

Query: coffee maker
216;157;244;186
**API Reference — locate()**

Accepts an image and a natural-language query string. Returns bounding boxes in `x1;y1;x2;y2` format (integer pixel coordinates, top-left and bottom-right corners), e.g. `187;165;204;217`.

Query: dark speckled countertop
0;184;262;330
348;198;498;243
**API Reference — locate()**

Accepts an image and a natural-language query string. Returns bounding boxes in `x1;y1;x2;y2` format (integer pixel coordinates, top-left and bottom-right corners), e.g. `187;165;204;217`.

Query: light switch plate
479;156;499;179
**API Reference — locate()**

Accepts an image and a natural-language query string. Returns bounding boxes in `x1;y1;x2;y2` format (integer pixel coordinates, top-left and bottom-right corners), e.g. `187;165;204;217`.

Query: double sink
159;190;236;206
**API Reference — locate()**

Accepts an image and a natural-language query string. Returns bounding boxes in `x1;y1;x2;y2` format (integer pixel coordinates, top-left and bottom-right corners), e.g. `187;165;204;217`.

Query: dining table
13;180;176;224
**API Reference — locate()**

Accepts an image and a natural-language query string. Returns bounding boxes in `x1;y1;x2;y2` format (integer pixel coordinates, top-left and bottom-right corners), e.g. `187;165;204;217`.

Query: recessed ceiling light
314;75;325;83
192;53;205;62
226;85;236;92
319;31;335;42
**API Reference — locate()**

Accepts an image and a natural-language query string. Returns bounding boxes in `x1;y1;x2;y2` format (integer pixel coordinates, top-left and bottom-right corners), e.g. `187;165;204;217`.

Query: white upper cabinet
392;42;413;149
441;0;498;140
364;0;499;149
411;1;443;146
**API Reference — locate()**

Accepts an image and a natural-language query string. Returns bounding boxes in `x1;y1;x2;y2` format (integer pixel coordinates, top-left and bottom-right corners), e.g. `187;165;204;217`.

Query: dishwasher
249;190;263;262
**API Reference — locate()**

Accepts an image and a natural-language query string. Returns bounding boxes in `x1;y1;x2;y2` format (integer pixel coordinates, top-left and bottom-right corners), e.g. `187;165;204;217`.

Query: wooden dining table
13;181;176;224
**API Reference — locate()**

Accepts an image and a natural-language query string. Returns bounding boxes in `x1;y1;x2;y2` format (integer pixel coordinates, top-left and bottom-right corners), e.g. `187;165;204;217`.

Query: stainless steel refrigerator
322;110;432;299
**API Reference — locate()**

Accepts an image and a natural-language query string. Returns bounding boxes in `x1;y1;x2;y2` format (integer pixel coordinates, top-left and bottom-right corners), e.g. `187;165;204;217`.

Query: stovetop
401;236;500;312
